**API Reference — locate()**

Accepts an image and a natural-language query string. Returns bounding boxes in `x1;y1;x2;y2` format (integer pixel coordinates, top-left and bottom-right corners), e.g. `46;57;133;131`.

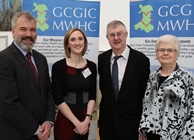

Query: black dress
52;59;97;140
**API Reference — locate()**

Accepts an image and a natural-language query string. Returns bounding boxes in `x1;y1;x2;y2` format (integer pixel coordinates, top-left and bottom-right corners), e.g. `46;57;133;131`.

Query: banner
23;1;100;139
130;0;194;75
23;0;100;74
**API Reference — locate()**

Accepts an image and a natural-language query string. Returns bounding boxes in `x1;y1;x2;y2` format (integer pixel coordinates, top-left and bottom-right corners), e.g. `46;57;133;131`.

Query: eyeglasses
157;48;177;53
107;32;126;39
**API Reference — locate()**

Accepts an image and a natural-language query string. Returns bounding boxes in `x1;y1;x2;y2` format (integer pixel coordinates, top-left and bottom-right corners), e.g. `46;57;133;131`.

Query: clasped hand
38;122;52;140
74;120;89;135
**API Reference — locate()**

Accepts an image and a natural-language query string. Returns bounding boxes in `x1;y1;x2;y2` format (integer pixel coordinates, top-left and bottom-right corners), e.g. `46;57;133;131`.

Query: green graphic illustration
134;4;154;33
33;3;49;31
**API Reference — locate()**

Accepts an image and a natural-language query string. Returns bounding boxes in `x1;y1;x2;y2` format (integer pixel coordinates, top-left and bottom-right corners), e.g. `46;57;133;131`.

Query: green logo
33;3;49;31
134;4;154;33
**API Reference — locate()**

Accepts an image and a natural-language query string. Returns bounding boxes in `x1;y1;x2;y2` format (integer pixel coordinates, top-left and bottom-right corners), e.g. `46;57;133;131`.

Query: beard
15;36;37;52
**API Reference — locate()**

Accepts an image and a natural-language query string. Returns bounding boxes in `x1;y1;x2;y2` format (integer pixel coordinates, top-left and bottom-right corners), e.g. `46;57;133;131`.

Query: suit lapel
10;44;40;89
120;47;136;92
33;51;44;90
104;50;115;95
106;51;112;79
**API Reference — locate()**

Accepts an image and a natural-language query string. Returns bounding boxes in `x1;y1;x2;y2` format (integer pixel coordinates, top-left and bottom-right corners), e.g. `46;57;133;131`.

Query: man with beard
0;11;55;140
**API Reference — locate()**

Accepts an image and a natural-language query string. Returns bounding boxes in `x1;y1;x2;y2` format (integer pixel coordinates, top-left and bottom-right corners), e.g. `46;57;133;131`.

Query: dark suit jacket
0;42;55;140
98;45;150;139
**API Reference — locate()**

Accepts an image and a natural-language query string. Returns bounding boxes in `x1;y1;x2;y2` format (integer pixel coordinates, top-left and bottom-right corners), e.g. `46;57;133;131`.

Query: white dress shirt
111;46;130;90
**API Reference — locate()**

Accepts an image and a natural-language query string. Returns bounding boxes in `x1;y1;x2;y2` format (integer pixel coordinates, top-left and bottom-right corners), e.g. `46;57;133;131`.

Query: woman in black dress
52;28;97;140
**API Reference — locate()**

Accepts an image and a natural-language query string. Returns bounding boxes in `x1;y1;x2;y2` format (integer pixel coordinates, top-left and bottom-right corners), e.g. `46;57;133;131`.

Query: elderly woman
139;34;194;140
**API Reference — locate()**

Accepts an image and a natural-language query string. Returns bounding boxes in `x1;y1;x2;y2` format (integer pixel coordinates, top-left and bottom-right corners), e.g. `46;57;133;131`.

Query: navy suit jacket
0;42;55;140
98;45;150;139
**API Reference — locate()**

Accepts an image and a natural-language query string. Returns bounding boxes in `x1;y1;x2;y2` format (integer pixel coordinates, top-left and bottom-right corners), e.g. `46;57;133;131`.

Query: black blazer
98;45;150;139
0;42;55;140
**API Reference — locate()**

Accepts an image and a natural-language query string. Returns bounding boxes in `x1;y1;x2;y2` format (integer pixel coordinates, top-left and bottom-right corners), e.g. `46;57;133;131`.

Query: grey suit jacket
0;42;55;140
98;45;150;139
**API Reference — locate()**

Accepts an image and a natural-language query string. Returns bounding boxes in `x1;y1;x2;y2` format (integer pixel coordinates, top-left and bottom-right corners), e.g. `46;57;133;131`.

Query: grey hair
106;20;127;34
12;11;36;29
155;34;180;55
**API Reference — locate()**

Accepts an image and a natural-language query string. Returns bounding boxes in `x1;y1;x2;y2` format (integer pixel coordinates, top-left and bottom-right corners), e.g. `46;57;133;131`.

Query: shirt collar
14;41;32;56
111;45;130;60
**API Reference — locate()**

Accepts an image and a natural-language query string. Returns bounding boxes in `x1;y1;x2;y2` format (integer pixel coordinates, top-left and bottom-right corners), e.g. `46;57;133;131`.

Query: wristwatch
86;114;92;120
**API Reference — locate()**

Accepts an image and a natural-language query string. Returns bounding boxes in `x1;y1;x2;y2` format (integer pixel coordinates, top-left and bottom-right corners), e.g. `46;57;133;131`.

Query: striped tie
26;52;40;84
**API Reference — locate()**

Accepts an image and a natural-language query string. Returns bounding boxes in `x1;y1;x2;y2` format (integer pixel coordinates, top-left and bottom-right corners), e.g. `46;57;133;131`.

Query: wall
0;32;13;49
99;0;129;51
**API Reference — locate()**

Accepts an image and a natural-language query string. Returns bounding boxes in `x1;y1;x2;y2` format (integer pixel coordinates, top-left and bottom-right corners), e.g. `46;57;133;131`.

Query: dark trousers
99;126;138;140
147;133;160;140
100;134;132;140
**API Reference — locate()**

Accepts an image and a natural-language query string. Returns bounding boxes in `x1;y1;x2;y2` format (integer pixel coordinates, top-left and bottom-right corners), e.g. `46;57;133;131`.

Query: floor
48;128;54;140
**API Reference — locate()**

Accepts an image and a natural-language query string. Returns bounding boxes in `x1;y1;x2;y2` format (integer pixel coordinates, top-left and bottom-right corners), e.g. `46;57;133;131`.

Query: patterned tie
112;55;122;101
26;52;40;84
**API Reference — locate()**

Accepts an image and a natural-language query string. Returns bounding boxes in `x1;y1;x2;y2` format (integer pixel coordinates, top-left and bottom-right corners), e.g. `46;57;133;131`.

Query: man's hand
38;122;52;140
